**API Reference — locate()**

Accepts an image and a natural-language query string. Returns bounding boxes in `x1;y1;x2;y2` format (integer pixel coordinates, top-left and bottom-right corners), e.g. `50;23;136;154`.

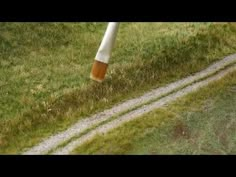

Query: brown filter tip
90;60;108;83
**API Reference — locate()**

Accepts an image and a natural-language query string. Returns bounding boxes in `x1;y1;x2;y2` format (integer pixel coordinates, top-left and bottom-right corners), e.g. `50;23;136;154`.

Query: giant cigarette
90;22;120;82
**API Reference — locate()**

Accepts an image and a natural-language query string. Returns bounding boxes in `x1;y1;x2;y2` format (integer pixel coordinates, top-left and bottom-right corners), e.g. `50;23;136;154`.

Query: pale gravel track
54;64;236;154
23;54;236;155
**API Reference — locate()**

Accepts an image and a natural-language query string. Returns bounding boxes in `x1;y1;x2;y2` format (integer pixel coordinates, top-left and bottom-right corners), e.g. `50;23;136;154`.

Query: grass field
1;22;236;153
73;70;236;154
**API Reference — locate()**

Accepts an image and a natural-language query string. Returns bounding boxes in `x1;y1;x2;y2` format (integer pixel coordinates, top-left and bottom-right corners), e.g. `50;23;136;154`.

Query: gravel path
23;54;236;155
54;64;236;154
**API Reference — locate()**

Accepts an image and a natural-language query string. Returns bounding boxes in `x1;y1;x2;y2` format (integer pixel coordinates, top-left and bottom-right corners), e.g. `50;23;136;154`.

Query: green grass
1;22;236;154
73;71;236;155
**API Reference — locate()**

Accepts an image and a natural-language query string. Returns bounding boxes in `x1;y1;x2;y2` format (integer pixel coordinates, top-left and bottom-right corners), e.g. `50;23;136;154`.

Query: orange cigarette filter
90;60;108;83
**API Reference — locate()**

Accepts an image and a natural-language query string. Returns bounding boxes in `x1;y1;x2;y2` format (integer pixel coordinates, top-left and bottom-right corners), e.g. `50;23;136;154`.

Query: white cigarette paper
95;22;120;64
